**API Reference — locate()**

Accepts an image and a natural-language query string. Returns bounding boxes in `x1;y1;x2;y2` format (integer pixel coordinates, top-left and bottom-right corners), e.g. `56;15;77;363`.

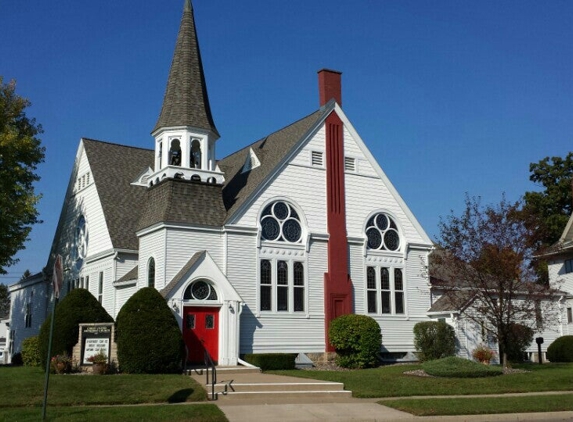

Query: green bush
505;323;534;362
116;287;184;374
422;356;503;378
38;289;113;369
21;336;42;367
243;353;296;371
413;321;456;361
328;314;381;369
547;336;573;362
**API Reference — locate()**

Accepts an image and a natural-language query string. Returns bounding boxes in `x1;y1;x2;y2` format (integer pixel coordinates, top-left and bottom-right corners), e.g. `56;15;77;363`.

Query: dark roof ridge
82;138;152;152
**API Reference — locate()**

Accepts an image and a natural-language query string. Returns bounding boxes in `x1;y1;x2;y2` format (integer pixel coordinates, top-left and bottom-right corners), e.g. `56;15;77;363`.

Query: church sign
81;324;112;365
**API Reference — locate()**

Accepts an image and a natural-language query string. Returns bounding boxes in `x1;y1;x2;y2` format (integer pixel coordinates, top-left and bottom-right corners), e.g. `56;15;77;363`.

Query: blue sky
1;0;572;285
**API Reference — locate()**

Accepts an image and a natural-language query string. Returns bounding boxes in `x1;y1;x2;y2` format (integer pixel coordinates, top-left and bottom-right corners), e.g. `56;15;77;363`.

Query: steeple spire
152;0;218;136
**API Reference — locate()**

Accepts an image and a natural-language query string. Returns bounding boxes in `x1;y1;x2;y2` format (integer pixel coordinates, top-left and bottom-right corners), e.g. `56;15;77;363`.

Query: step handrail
204;349;217;401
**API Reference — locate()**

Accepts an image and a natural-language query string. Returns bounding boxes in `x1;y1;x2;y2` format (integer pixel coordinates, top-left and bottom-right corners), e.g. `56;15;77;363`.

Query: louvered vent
311;151;323;167
345;157;356;172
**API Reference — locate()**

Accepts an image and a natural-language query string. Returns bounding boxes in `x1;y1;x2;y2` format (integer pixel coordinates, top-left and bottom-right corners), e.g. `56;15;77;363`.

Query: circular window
260;201;302;243
366;213;401;251
184;280;218;301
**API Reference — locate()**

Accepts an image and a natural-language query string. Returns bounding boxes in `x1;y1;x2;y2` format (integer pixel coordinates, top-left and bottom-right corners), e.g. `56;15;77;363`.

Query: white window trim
364;263;407;316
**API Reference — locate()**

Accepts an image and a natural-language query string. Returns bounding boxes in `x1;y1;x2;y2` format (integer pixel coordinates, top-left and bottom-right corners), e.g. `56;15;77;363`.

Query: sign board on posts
81;325;112;365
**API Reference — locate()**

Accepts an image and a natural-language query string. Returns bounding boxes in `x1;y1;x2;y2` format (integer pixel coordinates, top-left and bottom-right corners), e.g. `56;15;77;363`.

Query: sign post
42;255;63;421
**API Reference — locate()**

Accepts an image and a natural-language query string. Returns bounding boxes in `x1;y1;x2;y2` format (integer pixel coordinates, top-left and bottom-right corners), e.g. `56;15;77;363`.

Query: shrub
422;356;503;378
243;353;296;371
328;314;381;369
472;344;495;363
413;321;456;361
547;336;573;362
505;323;534;362
21;336;42;367
11;352;23;366
116;287;184;373
39;289;113;369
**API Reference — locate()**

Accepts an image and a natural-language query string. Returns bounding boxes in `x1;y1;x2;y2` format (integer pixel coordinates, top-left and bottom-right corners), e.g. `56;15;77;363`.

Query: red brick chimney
318;69;342;107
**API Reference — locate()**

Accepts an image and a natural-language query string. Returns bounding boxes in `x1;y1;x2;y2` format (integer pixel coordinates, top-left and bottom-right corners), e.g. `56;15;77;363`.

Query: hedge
422;356;503;378
243;353;296;371
21;336;42;367
413;321;456;361
329;314;381;369
547;336;573;362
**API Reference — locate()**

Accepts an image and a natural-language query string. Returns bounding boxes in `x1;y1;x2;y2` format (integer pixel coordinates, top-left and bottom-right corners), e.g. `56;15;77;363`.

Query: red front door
183;307;219;364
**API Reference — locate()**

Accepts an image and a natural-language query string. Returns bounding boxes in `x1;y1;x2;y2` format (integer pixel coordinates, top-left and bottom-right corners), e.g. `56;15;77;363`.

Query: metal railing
204;350;217;401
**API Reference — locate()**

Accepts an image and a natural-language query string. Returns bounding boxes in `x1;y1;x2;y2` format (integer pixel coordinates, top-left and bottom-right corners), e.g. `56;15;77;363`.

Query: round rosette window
184;280;218;301
260;201;302;243
365;213;401;251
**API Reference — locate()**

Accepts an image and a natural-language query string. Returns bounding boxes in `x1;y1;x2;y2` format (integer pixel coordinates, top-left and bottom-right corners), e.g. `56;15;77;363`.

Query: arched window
148;258;155;288
365;213;401;251
260;201;302;243
184;280;218;301
73;215;88;269
169;139;181;166
190;139;202;169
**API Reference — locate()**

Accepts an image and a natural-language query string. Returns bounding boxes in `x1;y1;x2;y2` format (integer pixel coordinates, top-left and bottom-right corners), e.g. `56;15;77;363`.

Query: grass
422;356;503;378
0;366;227;421
381;394;573;416
0;404;227;422
271;362;573;398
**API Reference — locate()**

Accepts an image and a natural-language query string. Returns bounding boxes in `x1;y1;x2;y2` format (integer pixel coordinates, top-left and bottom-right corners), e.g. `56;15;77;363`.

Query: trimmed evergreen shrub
505;323;534;362
21;336;42;367
116;287;184;374
547;336;573;362
422;356;502;378
413;321;456;361
328;314;381;369
38;288;113;369
243;353;296;371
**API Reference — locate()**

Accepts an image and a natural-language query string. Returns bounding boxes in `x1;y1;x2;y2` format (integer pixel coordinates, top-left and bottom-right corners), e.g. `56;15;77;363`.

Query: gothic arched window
260;201;302;243
148;258;155;288
365;213;401;251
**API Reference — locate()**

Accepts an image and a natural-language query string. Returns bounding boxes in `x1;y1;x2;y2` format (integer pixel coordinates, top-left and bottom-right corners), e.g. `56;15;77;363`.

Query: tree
524;153;573;247
435;194;559;366
0;77;45;274
0;284;9;317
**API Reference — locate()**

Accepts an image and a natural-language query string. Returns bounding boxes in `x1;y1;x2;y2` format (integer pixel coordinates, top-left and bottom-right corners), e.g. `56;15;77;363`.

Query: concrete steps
190;366;352;402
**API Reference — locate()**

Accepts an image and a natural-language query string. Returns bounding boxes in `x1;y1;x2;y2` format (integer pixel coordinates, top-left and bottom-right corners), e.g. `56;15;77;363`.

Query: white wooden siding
139;230;166;289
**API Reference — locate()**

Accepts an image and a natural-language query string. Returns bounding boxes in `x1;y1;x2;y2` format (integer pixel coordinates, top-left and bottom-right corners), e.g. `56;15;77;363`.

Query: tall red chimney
318;69;342;107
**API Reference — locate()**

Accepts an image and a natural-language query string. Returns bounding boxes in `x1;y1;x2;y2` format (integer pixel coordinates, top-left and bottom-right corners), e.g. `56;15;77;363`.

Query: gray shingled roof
117;265;138;283
160;250;205;298
152;0;218;136
138;179;226;231
219;108;327;222
428;290;474;313
83;139;154;250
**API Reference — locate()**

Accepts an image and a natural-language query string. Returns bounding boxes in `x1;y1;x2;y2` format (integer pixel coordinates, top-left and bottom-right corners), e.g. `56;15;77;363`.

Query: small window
344;157;355;172
311;151;323;167
98;272;104;303
565;259;573;274
568;308;572;324
186;314;195;329
148;258;156;288
205;314;214;329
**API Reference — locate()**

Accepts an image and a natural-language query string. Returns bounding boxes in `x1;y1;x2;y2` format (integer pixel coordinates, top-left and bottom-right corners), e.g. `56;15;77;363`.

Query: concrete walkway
209;370;573;422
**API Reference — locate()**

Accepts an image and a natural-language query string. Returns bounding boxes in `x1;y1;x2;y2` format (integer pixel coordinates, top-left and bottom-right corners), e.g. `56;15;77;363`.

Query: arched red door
183;306;219;364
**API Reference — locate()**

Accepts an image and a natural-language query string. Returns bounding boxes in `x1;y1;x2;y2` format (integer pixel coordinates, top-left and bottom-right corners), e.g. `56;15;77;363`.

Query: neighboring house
542;210;573;339
0;314;9;364
9;1;434;365
428;252;562;363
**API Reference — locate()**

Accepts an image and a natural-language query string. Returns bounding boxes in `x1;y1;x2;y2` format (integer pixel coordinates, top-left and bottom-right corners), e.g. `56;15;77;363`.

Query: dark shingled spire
152;0;219;136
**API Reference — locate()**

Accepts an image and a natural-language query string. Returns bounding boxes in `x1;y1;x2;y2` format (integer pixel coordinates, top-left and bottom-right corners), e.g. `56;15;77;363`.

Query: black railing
204;350;217;401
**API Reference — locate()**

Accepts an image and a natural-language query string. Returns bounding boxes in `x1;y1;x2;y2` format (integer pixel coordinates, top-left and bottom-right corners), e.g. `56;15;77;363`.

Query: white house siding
164;228;223;286
548;258;573;292
289;126;325;168
8;276;50;354
233;140;328;234
138;229;166;289
115;284;137;316
349;243;366;313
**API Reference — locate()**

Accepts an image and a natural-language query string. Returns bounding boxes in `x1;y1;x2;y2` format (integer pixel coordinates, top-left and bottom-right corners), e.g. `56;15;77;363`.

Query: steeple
148;0;224;187
152;0;218;136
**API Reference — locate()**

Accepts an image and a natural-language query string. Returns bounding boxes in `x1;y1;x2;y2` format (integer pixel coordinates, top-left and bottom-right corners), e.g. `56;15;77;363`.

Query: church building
8;0;433;366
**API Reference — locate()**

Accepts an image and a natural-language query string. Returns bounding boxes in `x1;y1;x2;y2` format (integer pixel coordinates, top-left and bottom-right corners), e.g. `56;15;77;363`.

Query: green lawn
0;366;227;421
271;363;573;398
381;394;573;416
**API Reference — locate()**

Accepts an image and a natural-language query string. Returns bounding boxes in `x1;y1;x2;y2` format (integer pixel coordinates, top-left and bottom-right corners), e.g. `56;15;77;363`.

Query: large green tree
524;153;573;247
0;77;45;274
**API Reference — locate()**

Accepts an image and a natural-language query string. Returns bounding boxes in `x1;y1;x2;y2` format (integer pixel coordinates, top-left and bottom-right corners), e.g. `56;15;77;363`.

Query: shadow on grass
167;388;194;403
